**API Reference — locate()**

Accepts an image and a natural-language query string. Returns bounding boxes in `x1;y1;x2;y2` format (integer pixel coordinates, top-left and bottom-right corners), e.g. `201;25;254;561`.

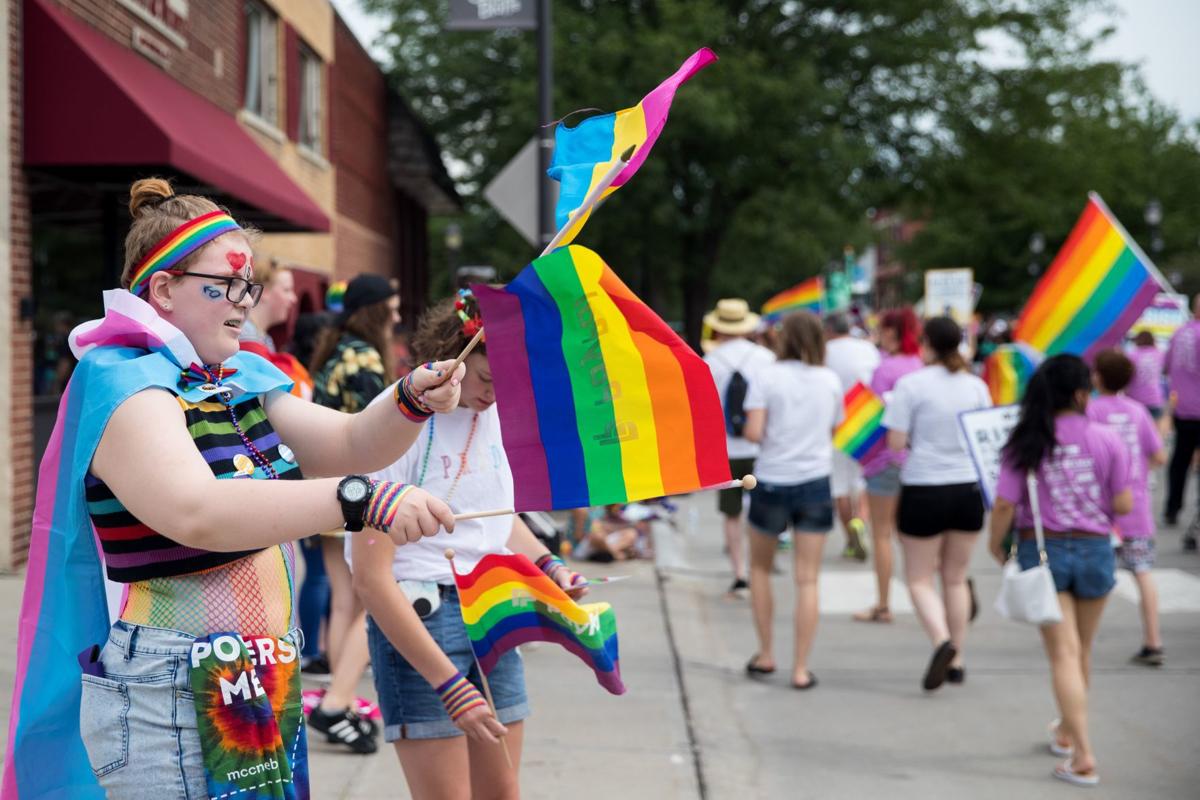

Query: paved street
1;491;1198;798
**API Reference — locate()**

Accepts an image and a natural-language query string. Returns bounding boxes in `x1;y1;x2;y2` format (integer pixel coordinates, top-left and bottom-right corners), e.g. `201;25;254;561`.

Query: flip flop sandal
1048;719;1074;757
1054;760;1099;787
745;657;776;676
791;672;818;690
853;606;893;623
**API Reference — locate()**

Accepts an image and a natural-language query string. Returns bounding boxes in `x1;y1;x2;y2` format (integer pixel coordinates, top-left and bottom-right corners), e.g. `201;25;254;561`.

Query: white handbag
994;473;1062;626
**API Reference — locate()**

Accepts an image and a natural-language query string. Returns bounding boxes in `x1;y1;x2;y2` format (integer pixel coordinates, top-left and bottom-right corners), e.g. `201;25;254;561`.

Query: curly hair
410;296;487;364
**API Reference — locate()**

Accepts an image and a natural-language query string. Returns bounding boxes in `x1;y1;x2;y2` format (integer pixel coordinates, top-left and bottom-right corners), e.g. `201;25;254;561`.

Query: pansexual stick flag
762;277;823;322
547;48;717;246
834;383;887;463
452;553;624;695
474;245;730;511
1014;193;1170;359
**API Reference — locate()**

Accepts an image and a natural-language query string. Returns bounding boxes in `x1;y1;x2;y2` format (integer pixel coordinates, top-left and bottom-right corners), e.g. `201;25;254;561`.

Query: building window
299;44;322;153
244;0;278;125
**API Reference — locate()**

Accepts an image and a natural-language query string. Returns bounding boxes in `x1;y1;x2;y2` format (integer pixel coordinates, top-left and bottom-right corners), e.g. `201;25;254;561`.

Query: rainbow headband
127;210;242;296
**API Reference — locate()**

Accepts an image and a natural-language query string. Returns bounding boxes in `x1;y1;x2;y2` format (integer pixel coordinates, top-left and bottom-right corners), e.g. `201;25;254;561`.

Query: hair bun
128;177;175;218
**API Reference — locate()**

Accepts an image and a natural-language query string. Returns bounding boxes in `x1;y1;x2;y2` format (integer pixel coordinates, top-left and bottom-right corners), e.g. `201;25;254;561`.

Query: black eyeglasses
165;270;264;307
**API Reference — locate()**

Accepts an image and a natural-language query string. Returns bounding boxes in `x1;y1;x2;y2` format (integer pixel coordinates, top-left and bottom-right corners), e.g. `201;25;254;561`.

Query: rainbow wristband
536;554;581;587
363;480;414;533
394;372;434;422
436;672;487;722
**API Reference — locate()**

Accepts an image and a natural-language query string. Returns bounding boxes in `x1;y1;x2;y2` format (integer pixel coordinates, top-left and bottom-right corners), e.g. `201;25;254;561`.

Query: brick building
0;0;458;569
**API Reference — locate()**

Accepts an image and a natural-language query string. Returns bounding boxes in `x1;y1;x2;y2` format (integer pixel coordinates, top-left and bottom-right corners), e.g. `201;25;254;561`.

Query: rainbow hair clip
127;210;242;297
454;288;484;339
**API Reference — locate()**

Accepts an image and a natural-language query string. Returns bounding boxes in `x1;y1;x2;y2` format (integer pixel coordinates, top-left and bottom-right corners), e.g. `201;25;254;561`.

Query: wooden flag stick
443;548;513;769
453;508;516;522
447;327;485;375
539;144;637;257
710;474;757;492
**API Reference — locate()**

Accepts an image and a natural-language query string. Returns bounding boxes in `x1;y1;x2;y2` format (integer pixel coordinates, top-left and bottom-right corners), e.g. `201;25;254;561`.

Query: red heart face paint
226;251;248;272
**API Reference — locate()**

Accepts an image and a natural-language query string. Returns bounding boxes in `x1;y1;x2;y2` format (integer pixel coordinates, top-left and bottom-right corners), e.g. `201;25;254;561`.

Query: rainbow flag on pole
762;277;824;322
1014;193;1170;359
473;245;730;511
983;342;1043;405
452;553;624;695
548;48;717;246
834;383;887;463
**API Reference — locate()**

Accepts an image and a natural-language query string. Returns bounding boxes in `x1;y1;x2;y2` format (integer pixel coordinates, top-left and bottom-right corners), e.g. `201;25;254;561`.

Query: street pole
537;0;554;248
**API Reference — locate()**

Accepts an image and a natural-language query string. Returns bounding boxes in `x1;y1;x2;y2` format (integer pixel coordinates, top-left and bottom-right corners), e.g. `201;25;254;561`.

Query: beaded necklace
416;412;479;503
197;364;280;480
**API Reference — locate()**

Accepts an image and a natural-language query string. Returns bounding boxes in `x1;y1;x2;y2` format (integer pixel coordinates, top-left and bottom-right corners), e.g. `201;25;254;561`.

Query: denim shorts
1018;535;1116;600
366;587;529;741
79;621;304;799
748;477;833;535
865;464;902;497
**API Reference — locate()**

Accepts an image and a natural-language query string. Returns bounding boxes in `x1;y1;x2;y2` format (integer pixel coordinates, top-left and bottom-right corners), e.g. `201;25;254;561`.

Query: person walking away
704;298;775;597
1087;349;1167;666
1164;295;1200;550
1126;330;1166;425
352;293;587;799
854;308;923;623
306;273;403;753
989;354;1133;787
741;311;843;690
883;316;991;690
824;312;880;560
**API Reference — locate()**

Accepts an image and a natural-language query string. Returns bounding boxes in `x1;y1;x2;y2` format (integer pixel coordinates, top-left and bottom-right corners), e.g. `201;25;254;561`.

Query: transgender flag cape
2;291;290;798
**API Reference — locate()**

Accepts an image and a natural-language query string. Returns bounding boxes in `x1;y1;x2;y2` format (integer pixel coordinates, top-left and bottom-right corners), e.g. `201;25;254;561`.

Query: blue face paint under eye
201;285;223;300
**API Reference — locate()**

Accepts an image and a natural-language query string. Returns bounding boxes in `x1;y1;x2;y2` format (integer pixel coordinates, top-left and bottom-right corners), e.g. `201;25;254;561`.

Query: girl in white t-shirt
351;292;585;798
742;311;844;690
882;316;991;692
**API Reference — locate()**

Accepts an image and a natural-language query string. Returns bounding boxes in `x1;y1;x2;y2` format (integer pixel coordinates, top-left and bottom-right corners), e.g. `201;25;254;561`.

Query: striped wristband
436;672;487;722
394;372;434;422
363;480;414;533
536;554;581;587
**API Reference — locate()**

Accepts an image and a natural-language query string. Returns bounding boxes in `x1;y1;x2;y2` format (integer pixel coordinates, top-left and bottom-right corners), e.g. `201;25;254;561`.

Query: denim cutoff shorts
748;476;834;535
79;621;304;799
1018;535;1116;600
366;586;529;741
865;464;902;497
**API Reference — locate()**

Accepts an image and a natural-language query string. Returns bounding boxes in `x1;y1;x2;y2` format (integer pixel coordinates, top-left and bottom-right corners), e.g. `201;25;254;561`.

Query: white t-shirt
825;336;882;393
356;404;514;584
704;338;776;459
743;361;844;484
882;365;992;485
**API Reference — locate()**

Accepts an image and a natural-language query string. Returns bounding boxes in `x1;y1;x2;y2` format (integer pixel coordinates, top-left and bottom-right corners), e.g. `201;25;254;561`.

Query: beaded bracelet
536;554;583;588
363;480;414;533
436;672;487;722
394;371;434;422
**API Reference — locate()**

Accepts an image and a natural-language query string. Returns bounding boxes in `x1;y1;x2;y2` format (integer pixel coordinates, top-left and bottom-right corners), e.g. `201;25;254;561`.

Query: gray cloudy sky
331;0;1200;121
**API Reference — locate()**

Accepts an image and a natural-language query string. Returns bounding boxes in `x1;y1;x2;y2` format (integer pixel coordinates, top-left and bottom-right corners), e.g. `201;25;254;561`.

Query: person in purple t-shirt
854;307;923;624
1088;350;1167;667
988;355;1133;789
1125;330;1165;419
1164;295;1200;550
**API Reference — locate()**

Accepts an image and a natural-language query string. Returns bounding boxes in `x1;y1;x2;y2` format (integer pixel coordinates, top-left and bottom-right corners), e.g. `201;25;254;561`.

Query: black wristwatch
336;475;374;532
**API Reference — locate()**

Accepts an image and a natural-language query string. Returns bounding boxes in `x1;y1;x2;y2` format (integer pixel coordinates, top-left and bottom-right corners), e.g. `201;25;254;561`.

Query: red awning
24;0;330;232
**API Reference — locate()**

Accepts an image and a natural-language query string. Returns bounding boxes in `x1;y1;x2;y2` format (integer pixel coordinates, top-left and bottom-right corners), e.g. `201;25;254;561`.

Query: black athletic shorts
897;482;985;537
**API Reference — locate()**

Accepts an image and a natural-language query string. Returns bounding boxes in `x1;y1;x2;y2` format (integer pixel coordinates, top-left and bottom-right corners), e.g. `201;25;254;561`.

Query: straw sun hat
703;298;761;336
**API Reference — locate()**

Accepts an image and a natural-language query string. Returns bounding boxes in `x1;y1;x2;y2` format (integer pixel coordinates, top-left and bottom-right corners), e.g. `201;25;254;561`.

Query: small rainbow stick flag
548;48;717;246
452;553;624;695
1014;193;1170;359
983;342;1043;405
473;245;730;511
834;383;887;463
762;277;824;322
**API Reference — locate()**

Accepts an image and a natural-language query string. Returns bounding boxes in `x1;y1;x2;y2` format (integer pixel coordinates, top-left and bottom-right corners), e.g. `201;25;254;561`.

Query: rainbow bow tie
178;363;238;392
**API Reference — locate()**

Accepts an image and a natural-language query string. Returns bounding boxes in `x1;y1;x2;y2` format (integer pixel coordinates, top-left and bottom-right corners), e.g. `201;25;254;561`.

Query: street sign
923;268;975;323
446;0;537;30
484;137;557;247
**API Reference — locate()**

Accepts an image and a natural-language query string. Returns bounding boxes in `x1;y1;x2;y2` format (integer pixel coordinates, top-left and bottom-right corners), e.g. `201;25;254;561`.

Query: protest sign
959;404;1020;507
1131;292;1189;348
923;268;975;323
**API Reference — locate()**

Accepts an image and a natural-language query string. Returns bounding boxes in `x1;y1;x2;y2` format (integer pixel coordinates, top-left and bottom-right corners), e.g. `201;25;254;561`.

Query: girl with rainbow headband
3;178;467;799
350;290;587;799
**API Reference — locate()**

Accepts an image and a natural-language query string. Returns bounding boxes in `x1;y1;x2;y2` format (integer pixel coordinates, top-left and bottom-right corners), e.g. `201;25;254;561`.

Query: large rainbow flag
1014;193;1169;359
983;342;1043;405
833;383;887;464
762;277;823;322
474;245;730;511
453;553;624;695
547;48;717;246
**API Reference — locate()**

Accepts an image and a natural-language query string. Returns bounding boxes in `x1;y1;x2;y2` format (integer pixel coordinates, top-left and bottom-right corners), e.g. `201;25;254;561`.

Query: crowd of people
702;293;1200;788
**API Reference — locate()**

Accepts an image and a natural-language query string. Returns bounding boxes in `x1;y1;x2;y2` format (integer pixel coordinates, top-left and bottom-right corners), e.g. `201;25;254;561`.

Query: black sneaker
308;706;378;754
727;578;749;597
947;666;966;684
301;654;331;676
1130;646;1165;667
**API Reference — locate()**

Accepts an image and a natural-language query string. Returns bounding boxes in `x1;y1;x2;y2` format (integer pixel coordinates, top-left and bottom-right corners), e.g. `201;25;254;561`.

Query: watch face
342;479;369;503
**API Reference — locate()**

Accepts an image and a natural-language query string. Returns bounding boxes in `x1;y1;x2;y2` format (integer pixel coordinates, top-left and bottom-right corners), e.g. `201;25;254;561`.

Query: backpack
722;358;751;437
